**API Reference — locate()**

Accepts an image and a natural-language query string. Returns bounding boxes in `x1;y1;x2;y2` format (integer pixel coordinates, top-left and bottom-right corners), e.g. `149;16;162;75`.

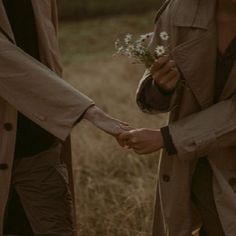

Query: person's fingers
109;118;129;128
134;146;156;155
119;124;133;131
116;137;131;149
132;143;146;150
157;68;179;86
150;55;170;73
109;120;132;136
119;131;133;142
134;148;147;155
164;75;180;91
125;137;138;147
153;60;176;79
122;133;140;147
119;120;129;126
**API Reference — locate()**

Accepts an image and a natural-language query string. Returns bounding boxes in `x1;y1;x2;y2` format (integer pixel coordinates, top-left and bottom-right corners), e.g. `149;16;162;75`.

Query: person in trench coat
0;0;129;235
119;0;236;235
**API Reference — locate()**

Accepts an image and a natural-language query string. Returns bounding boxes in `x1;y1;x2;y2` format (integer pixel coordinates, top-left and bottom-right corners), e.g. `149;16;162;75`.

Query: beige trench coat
0;0;94;234
137;0;236;235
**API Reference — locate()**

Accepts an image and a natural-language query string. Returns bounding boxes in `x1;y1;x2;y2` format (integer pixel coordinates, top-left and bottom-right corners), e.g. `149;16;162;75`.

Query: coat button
4;123;13;131
0;163;9;170
163;174;170;182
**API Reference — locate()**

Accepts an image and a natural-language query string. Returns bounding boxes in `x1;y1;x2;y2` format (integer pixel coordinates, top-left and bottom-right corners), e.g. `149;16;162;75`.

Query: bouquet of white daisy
114;31;169;68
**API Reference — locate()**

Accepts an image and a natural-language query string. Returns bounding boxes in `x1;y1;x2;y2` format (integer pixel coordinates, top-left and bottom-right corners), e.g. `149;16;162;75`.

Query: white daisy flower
160;31;169;41
117;46;124;54
115;39;119;47
139;32;153;42
136;45;145;55
155;45;166;56
115;31;166;67
139;36;147;43
124;34;133;44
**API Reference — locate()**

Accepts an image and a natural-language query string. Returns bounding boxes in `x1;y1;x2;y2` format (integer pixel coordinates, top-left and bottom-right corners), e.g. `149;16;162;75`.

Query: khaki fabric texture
0;0;94;234
136;0;236;235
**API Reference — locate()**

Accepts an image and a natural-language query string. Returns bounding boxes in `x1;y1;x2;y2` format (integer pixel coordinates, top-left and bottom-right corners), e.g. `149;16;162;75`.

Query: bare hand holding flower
151;56;181;93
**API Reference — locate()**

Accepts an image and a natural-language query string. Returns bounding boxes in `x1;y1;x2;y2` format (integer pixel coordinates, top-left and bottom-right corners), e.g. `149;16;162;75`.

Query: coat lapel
171;0;217;109
0;0;15;43
172;0;214;29
31;0;62;74
31;0;46;45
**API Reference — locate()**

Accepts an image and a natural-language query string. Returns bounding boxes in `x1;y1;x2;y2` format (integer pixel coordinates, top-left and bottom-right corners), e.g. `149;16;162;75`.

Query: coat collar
0;0;45;44
171;0;236;105
172;0;216;30
172;28;217;109
0;0;62;75
171;0;219;109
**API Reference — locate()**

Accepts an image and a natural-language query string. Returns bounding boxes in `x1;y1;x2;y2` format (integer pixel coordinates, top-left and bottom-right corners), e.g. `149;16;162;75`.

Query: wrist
84;105;101;122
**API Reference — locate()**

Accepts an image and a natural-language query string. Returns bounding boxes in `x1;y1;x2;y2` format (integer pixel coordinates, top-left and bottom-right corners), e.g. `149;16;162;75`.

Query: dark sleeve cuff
161;126;177;156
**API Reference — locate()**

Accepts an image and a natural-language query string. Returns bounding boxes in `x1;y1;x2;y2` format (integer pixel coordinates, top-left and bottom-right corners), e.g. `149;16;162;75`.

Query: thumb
119;131;133;141
119;124;133;131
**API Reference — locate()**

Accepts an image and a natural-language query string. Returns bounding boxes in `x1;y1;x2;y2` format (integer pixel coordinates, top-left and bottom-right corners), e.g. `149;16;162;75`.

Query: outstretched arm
84;106;130;137
0;35;129;140
119;94;236;159
0;38;93;140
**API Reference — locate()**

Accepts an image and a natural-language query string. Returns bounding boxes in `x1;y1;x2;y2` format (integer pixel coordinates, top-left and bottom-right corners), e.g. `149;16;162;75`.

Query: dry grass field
59;12;168;236
57;0;161;20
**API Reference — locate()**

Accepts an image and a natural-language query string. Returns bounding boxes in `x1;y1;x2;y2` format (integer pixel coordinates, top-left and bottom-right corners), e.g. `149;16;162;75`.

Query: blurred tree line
57;0;162;21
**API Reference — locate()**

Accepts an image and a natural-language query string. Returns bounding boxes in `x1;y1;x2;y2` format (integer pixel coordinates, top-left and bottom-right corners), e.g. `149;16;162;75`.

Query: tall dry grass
59;12;167;236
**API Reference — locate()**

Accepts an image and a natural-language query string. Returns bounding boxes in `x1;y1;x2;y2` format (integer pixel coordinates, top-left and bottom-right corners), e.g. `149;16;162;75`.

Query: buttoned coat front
0;0;94;234
137;0;236;235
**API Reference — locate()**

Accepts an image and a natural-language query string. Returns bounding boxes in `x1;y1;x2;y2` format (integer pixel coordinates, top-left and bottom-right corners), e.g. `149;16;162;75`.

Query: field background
58;2;167;235
57;0;162;20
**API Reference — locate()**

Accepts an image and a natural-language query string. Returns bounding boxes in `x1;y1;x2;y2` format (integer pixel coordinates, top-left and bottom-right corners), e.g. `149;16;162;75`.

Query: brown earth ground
59;12;168;236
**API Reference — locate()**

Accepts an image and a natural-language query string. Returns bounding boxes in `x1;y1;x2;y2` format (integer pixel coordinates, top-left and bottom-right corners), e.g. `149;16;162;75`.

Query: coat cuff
75;104;95;124
136;76;173;113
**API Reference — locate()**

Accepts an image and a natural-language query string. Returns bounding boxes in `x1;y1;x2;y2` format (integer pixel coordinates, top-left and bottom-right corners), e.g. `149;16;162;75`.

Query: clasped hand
84;105;131;136
117;128;164;155
84;106;164;155
83;55;180;155
115;55;179;155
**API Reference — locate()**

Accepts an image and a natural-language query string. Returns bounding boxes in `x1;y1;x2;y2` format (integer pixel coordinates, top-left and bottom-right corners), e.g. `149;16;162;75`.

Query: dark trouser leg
10;144;76;236
191;158;225;236
3;188;34;236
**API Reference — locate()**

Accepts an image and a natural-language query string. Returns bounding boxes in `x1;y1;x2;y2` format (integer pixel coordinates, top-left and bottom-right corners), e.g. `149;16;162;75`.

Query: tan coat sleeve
136;5;179;114
136;69;179;114
169;95;236;160
0;35;94;141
